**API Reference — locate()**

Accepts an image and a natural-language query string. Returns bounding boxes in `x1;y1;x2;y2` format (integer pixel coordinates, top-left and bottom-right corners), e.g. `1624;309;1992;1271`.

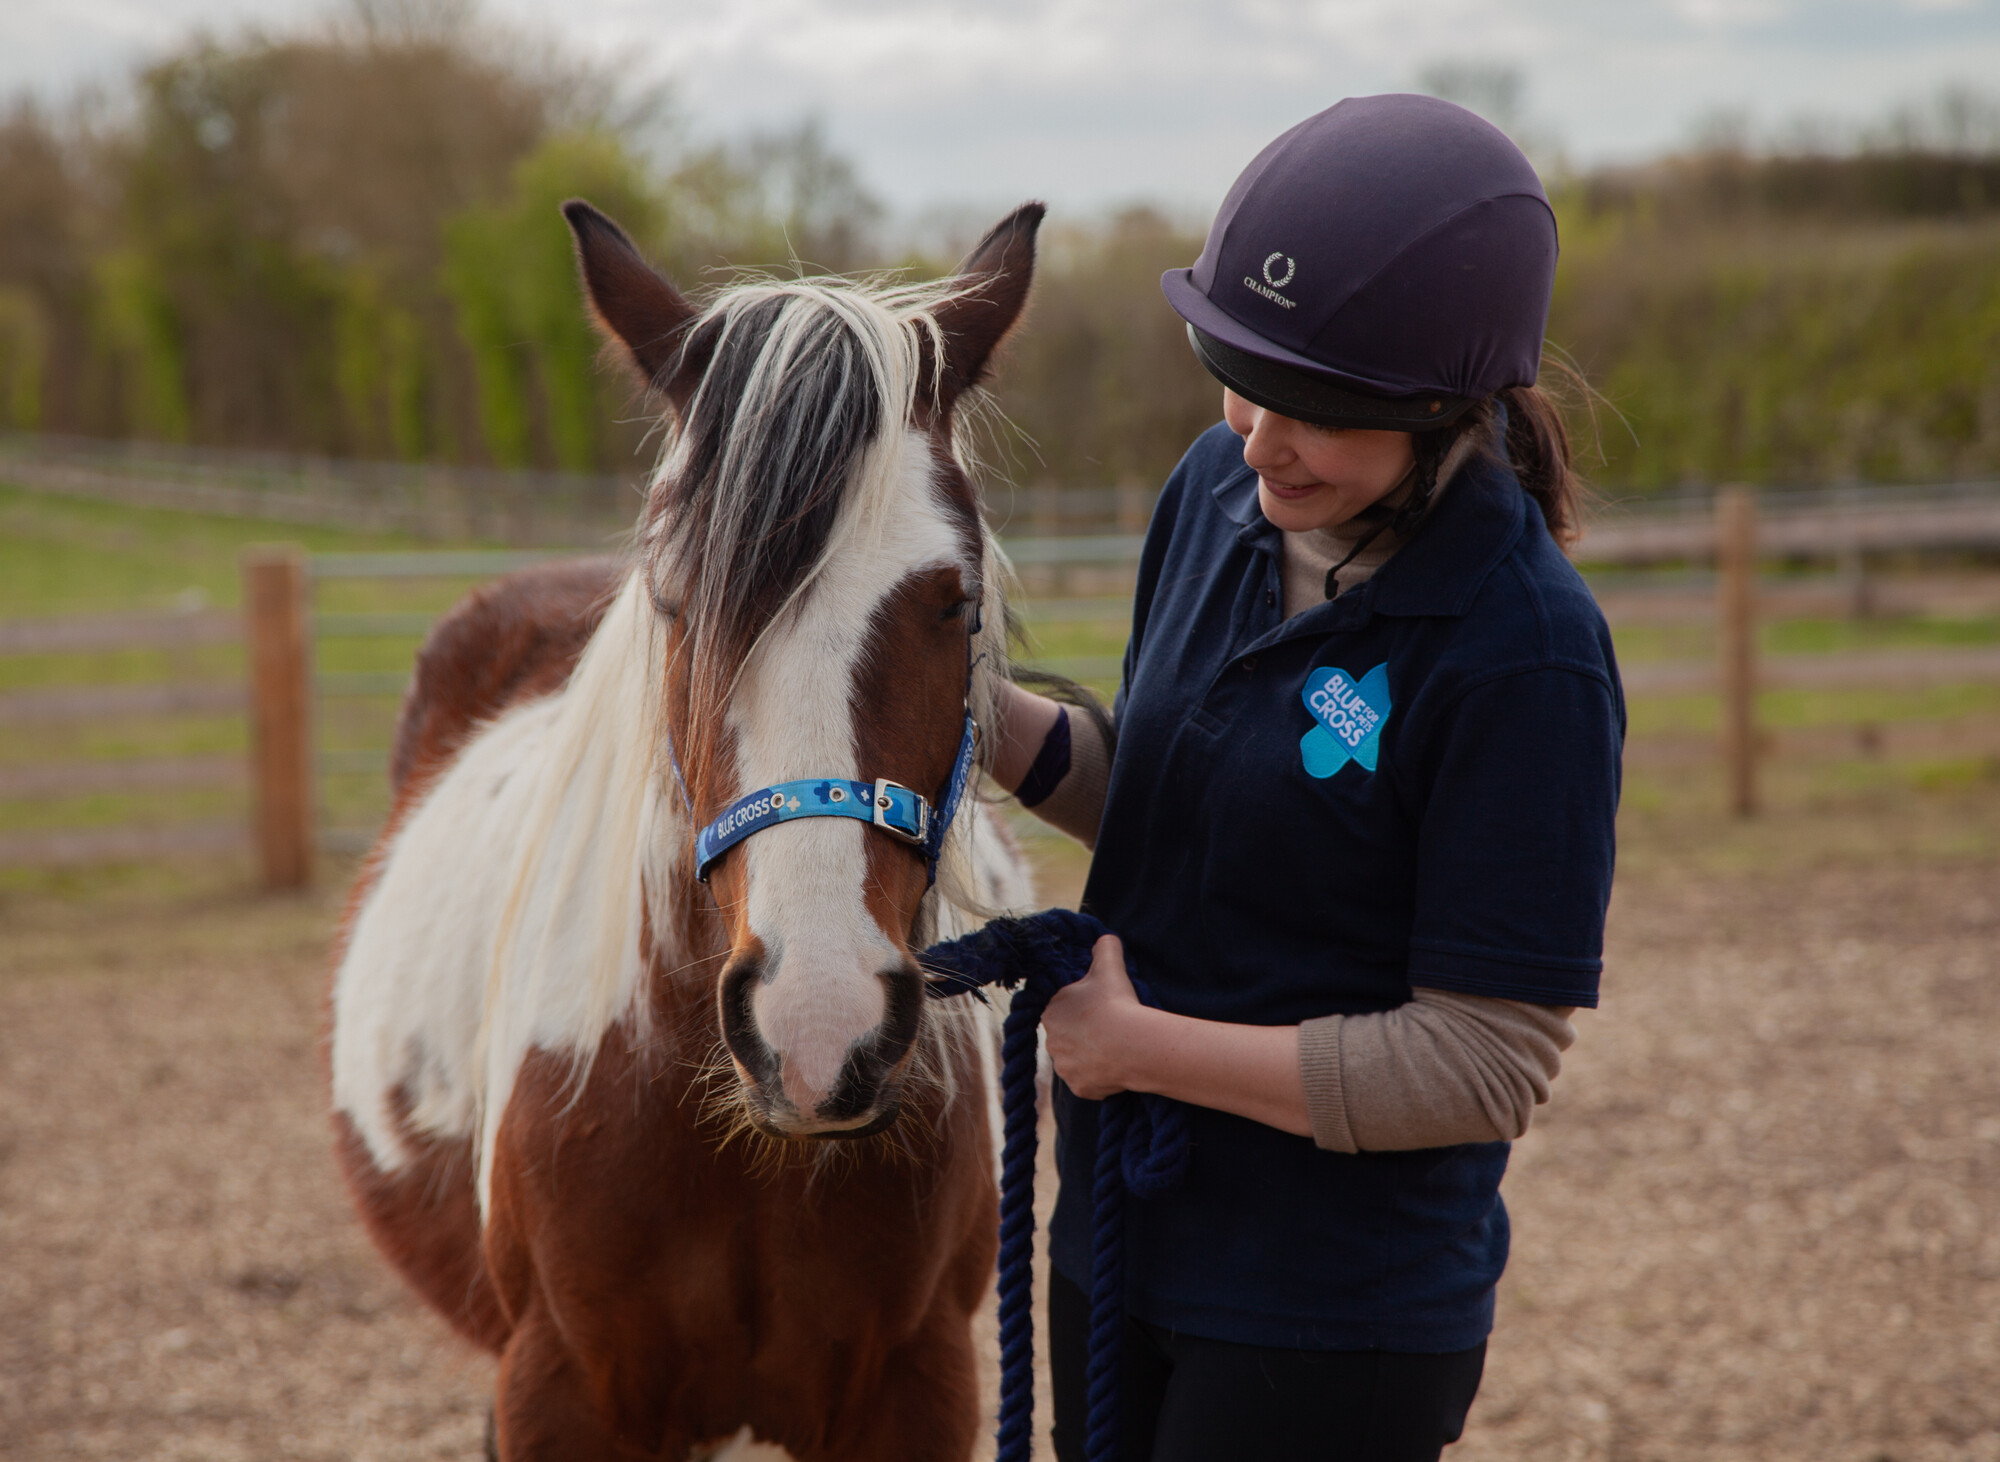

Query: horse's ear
564;199;695;394
929;201;1045;413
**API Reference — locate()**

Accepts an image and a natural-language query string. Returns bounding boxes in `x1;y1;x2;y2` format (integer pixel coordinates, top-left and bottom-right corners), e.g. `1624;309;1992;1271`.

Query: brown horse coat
331;203;1046;1460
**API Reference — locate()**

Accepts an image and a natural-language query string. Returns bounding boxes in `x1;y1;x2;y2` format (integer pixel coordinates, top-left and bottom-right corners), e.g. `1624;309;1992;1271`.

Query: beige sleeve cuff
1297;989;1577;1153
1298;1015;1357;1152
1021;706;1112;850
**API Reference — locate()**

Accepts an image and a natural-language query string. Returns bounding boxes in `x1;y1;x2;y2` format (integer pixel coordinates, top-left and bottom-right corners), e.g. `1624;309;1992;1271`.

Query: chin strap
1322;432;1449;600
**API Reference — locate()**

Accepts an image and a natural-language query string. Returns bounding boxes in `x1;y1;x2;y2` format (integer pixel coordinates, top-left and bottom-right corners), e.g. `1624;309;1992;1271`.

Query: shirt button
1241;656;1257;673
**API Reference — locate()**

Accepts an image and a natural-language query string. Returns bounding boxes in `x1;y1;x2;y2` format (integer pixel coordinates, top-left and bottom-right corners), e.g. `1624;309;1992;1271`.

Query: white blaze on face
730;428;968;1121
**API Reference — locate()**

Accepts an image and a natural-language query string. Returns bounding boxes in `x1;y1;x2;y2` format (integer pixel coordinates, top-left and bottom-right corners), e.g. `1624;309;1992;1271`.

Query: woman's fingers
1088;932;1128;987
1045;931;1142;1099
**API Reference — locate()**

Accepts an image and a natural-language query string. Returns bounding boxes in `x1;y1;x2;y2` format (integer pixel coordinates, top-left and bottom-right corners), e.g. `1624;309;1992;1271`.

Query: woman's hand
1040;931;1316;1138
1042;934;1157;1100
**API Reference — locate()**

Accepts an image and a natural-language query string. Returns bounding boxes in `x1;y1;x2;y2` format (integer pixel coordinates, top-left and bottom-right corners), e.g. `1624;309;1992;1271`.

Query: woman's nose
1239;409;1295;472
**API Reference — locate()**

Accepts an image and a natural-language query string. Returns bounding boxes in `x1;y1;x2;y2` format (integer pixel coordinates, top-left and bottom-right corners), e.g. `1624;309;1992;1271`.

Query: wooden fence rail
0;609;241;654
7;487;2000;878
1580;492;2000;565
0;682;244;725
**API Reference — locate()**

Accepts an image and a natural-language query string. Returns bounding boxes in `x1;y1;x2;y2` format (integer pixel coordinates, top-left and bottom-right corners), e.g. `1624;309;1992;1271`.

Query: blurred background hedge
0;5;1995;496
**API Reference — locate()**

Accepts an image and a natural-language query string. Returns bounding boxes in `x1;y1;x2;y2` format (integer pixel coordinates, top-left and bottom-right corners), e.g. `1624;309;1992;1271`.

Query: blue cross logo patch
1300;663;1391;778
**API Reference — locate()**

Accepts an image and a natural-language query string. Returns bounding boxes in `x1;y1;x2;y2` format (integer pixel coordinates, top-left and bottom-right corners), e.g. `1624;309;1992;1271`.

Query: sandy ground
2;827;1998;1460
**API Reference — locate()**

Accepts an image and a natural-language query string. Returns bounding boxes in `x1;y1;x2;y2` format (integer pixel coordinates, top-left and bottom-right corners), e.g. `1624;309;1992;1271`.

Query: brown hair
1444;360;1592;550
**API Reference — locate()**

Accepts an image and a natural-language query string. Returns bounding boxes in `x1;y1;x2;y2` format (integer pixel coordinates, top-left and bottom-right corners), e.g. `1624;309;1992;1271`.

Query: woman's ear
926;202;1045;415
563;199;695;394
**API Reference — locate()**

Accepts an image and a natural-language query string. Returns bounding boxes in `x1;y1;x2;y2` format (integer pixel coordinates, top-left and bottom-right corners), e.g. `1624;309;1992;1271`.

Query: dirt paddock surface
3;835;1998;1460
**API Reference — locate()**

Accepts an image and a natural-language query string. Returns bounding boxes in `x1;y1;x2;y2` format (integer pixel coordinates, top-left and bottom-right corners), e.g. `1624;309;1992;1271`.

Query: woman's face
1223;389;1416;534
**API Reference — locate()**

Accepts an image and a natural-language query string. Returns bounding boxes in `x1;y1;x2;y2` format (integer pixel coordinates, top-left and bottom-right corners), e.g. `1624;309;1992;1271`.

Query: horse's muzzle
719;955;925;1138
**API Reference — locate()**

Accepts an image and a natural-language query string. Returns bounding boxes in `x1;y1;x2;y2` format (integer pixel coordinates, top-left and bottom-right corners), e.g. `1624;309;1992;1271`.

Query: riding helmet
1162;93;1558;433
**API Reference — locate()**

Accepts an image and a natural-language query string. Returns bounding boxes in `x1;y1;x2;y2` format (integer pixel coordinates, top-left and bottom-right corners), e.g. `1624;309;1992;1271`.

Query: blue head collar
681;592;986;887
689;714;979;886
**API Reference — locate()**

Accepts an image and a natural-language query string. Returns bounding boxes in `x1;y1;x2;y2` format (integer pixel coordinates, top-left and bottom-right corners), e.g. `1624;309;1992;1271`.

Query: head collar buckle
870;779;929;845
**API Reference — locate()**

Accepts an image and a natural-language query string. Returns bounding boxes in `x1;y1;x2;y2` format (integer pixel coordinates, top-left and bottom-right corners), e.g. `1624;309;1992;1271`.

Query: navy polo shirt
1051;421;1624;1353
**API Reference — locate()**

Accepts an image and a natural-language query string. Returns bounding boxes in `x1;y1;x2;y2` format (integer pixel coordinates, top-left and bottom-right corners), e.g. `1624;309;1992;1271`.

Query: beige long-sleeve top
1015;463;1577;1153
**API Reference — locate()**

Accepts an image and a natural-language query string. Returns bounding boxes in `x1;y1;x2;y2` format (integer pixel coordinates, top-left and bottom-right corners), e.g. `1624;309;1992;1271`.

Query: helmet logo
1245;252;1299;309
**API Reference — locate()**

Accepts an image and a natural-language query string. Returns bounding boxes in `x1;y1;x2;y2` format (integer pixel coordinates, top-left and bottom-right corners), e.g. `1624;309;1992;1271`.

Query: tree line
0;10;1995;495
0;5;888;480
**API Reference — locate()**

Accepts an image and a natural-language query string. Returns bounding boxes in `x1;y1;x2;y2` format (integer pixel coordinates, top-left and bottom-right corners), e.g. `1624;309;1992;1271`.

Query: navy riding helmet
1163;93;1558;433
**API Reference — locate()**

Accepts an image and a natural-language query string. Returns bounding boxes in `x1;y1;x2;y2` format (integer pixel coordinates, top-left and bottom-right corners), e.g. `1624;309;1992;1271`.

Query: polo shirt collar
1369;450;1525;618
1205;435;1527;620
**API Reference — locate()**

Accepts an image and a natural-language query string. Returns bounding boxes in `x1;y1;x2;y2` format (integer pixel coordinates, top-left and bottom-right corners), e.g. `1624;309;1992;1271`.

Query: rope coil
923;910;1189;1462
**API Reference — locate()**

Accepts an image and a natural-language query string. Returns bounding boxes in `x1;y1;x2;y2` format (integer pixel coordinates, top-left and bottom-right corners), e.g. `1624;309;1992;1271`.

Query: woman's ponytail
1444;362;1590;551
1499;382;1584;549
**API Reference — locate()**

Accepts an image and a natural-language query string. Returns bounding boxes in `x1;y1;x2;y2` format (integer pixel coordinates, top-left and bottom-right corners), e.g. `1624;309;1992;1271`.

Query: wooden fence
0;604;246;871
5;485;2000;882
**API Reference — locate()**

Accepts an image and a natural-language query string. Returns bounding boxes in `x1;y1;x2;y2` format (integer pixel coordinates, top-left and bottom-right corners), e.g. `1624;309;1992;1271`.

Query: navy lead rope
922;910;1190;1462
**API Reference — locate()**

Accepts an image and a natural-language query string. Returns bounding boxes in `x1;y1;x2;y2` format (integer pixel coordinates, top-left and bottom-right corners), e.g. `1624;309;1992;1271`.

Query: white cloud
2;0;1996;215
1665;0;1797;29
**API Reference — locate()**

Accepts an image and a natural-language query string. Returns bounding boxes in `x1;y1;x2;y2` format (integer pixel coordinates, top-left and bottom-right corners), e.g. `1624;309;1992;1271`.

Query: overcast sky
8;0;2000;220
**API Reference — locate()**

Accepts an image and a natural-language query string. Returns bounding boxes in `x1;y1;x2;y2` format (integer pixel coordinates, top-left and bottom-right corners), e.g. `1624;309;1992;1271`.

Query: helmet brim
1184;324;1474;434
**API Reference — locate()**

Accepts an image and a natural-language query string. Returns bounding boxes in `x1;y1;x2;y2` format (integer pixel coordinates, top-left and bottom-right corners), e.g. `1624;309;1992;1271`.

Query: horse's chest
486;1040;992;1358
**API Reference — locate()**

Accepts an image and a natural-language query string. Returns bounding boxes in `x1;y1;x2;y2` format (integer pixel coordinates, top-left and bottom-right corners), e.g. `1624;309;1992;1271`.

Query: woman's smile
1223;389;1417;533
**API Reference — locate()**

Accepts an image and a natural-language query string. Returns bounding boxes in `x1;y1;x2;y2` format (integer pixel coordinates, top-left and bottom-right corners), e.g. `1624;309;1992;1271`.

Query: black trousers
1049;1270;1486;1462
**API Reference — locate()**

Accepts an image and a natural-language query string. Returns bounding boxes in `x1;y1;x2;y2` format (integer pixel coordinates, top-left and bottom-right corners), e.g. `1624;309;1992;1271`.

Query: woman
988;94;1624;1461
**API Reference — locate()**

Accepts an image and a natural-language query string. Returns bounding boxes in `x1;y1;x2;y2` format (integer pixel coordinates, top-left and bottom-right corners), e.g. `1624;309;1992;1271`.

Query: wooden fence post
243;546;314;887
1716;487;1759;817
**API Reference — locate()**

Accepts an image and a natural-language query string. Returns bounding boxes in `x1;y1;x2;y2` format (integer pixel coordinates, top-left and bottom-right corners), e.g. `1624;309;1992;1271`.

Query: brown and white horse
330;201;1045;1460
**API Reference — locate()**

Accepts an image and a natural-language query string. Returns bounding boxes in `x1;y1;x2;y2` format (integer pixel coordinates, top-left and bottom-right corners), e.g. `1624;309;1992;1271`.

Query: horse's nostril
875;960;925;1057
718;958;778;1093
723;957;931;1132
814;963;925;1122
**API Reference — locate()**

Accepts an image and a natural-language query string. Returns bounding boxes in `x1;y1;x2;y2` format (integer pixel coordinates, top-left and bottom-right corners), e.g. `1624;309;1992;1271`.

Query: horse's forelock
644;278;954;777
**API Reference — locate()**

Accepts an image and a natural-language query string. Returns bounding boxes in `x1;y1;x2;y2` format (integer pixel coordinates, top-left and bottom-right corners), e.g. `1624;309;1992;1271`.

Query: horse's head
566;200;1041;1139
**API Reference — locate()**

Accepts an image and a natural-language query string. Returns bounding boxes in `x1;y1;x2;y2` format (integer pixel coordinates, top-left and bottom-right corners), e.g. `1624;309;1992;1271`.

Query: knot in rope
923;910;1190;1462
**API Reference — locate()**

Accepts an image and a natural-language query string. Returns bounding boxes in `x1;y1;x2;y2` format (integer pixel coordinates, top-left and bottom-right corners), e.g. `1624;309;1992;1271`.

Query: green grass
1615;762;2000;876
0;712;245;769
0;644;242;692
1764;613;2000;654
0;785;244;836
0;483;437;615
1628;681;2000;737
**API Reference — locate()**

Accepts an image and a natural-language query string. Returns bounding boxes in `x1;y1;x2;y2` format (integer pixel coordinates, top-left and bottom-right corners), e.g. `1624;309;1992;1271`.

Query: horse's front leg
493;1308;668;1462
810;1303;985;1462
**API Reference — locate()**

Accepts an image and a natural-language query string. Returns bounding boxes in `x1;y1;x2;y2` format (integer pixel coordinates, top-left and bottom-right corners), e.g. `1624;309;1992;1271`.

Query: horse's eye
941;599;971;622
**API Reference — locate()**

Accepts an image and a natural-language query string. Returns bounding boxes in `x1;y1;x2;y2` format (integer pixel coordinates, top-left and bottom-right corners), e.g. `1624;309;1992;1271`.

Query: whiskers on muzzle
716;954;928;1140
690;1033;956;1180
